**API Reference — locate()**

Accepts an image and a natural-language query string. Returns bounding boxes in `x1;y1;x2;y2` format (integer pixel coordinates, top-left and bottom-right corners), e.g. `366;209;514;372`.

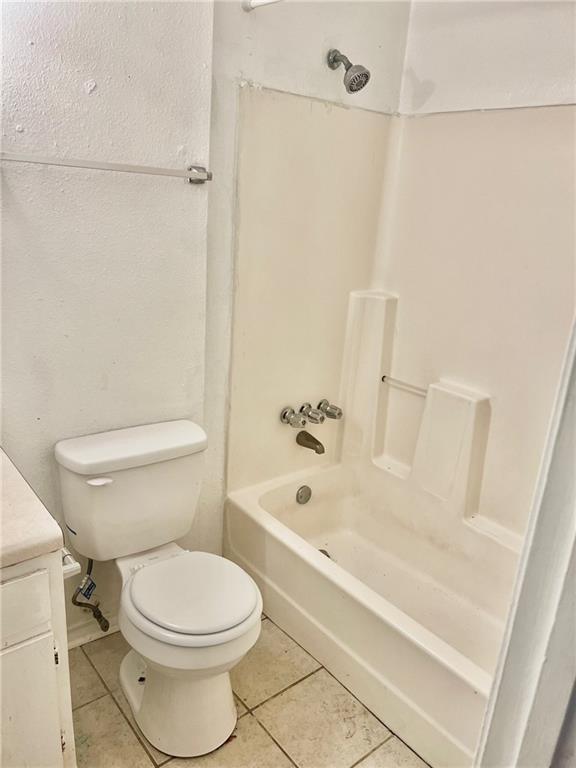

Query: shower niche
338;289;512;547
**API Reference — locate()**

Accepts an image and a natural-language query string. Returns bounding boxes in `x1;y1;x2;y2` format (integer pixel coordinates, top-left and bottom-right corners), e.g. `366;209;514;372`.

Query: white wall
400;1;576;114
2;1;214;639
215;1;410;115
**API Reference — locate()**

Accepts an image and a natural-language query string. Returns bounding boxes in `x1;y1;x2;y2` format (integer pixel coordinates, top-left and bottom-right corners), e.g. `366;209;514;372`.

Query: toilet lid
129;552;259;635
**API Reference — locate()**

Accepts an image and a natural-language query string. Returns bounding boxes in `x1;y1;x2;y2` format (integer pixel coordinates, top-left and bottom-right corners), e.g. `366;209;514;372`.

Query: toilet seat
120;550;262;648
130;551;258;635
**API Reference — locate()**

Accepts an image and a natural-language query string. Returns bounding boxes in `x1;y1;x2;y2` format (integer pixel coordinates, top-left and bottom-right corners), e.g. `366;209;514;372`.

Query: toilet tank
55;420;207;561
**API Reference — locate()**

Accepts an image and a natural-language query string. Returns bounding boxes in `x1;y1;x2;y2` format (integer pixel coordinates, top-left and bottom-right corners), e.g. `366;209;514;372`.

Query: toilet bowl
116;543;262;757
54;420;262;758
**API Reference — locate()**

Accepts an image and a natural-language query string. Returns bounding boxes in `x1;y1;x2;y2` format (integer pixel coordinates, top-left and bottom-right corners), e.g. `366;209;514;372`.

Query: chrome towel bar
0;152;212;184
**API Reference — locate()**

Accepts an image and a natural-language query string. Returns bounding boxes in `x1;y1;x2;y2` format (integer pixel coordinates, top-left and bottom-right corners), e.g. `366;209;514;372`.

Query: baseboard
67;613;119;649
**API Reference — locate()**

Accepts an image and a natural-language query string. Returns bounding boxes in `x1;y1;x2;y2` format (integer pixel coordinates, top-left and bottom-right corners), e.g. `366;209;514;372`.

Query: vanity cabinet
1;450;77;768
1;551;76;767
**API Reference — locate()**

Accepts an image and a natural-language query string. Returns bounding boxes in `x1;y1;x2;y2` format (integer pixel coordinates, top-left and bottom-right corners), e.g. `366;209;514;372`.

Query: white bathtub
225;464;516;768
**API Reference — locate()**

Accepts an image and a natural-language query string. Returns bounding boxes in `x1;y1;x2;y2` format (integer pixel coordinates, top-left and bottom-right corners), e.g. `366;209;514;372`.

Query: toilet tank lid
54;420;207;475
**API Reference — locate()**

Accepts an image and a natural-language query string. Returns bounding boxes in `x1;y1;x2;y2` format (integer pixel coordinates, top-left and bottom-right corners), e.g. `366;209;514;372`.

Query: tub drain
319;548;331;559
296;485;312;504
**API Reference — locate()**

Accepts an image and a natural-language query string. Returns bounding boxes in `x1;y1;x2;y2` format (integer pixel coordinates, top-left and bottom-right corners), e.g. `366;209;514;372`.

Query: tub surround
228;86;390;490
1;449;63;567
339;290;522;557
226;90;573;768
226;290;521;765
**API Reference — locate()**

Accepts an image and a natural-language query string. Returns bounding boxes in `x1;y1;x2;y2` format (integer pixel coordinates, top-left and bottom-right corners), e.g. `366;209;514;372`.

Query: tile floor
70;616;430;768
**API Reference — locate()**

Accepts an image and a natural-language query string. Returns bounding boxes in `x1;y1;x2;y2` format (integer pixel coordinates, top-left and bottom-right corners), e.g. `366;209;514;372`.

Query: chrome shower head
327;48;371;94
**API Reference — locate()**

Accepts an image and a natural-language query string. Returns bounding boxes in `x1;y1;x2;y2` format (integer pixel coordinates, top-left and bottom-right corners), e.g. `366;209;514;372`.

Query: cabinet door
1;633;64;768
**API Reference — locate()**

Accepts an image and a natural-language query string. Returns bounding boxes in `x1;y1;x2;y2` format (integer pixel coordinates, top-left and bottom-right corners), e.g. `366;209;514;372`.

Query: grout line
107;694;159;768
80;645;160;767
77;624;429;768
263;616;323;669
384;733;433;768
235;695;251;719
262;619;432;767
348;734;395;768
242;667;324;713
250;716;299;768
71;691;109;713
320;666;432;767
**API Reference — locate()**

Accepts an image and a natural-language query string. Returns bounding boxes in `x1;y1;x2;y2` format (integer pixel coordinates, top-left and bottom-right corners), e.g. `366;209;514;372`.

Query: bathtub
225;464;514;768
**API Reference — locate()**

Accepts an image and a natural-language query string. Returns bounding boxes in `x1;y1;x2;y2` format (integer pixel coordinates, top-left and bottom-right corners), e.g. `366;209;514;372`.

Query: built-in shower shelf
372;455;411;479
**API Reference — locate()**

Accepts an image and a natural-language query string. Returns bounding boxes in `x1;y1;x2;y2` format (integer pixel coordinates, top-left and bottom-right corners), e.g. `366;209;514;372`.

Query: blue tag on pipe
81;576;96;600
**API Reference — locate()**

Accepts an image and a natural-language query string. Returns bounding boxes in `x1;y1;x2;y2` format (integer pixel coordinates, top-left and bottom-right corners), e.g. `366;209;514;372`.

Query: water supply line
72;559;110;632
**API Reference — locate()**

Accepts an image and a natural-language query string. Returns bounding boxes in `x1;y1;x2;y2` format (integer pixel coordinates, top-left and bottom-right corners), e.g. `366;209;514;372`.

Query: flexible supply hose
72;558;110;632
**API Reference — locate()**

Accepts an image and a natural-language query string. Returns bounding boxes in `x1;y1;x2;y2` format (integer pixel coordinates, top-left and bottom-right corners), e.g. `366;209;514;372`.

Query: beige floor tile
68;647;106;709
231;619;320;708
111;687;247;766
170;714;293;767
355;737;428;768
83;630;130;692
73;694;153;768
255;669;390;768
112;688;172;766
235;695;248;716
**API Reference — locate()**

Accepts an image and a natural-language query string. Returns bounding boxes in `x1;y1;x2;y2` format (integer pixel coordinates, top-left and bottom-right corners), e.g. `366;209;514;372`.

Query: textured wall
214;1;411;115
2;2;212;163
2;2;213;638
400;1;576;114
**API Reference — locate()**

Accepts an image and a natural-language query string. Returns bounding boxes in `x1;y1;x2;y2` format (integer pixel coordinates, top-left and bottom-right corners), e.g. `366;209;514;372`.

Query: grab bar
381;375;427;397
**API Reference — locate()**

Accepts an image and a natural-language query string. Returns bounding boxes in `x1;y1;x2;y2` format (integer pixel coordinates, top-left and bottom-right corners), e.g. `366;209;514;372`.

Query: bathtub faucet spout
296;431;325;455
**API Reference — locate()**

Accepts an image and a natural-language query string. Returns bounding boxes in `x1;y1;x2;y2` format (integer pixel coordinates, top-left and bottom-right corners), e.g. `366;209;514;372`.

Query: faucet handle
299;403;325;424
280;407;307;429
318;399;343;420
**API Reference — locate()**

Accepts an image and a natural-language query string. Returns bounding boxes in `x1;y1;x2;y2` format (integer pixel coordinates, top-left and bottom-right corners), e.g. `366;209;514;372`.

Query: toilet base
119;650;237;757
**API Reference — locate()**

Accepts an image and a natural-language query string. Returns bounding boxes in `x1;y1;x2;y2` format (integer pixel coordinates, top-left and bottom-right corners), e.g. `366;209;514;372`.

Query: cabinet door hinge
61;731;66;752
54;649;59;665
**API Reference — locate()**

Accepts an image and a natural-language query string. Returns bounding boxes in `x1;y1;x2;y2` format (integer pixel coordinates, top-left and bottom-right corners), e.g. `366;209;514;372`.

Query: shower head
327;48;371;94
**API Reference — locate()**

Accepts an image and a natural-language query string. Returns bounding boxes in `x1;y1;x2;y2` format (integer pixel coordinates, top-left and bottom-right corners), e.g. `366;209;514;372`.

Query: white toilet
55;420;262;758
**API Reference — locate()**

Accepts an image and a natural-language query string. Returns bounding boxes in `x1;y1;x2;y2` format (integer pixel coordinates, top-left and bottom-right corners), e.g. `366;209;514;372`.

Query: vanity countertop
1;449;63;569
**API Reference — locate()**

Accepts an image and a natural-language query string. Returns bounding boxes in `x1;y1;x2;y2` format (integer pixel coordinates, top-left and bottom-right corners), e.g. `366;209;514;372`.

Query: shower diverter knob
280;407;307;429
299;403;325;424
318;399;343;419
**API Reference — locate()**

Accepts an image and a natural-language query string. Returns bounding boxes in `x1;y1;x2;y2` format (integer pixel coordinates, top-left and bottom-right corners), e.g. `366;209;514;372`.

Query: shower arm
327;50;353;72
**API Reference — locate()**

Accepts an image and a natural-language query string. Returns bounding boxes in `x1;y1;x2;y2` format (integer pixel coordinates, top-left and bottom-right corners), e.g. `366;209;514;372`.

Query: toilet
55;420;262;758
